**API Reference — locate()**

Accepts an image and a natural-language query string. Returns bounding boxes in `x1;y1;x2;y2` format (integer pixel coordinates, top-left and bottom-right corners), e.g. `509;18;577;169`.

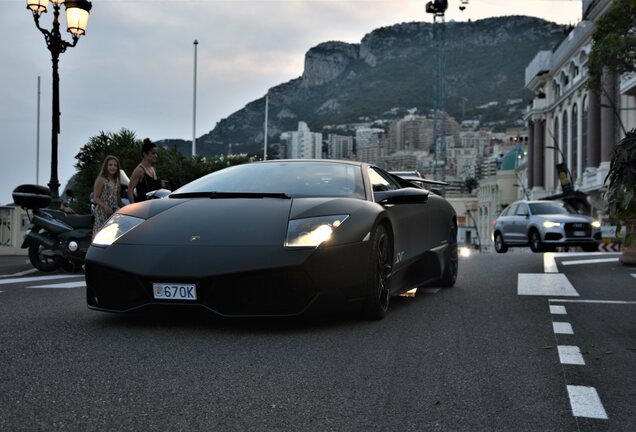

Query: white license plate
153;283;197;301
573;231;586;236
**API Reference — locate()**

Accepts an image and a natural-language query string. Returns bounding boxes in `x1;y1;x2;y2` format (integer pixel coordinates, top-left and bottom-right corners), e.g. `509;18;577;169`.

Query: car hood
117;198;293;247
115;197;372;247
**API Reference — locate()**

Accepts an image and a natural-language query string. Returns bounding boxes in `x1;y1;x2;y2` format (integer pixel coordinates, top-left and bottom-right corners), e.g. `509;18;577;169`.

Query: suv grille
564;222;591;238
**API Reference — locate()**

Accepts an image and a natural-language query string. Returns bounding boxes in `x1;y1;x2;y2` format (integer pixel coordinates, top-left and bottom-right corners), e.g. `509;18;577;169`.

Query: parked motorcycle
13;184;93;273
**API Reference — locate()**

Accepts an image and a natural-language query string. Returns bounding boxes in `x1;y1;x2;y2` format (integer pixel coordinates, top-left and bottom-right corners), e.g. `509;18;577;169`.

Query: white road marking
553;322;574;334
567;385;608;419
28;281;86;289
544;253;559;273
0;274;83;285
549;299;636;305
0;268;38;278
631;274;636;279
550;305;567;315
558;345;585;365
561;258;620;266
518;273;579;296
543;252;621;273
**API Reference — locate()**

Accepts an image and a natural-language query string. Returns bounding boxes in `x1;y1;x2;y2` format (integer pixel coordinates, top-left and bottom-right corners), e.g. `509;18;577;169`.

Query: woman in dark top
128;138;162;203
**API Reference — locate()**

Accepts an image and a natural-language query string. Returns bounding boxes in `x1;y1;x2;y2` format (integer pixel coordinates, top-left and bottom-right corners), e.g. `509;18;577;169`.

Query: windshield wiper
170;191;291;199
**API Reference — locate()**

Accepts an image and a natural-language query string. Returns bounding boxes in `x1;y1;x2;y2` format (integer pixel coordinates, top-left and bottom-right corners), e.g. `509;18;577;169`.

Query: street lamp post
26;0;92;209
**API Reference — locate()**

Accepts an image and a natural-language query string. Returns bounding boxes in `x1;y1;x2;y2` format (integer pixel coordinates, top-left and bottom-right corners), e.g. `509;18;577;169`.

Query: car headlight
285;215;349;248
543;221;561;228
591;220;601;229
92;214;145;247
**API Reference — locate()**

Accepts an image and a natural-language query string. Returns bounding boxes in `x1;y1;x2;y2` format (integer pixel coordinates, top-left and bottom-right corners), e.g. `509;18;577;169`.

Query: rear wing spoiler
396;175;449;186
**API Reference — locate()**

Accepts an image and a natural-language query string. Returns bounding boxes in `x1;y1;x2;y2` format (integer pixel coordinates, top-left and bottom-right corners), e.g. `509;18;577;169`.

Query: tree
464;177;478;194
72;129;250;213
587;0;636;92
72;129;140;213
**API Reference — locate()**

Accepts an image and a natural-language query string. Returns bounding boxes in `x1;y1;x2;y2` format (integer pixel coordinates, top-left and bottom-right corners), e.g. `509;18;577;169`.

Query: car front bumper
85;241;372;317
541;225;601;247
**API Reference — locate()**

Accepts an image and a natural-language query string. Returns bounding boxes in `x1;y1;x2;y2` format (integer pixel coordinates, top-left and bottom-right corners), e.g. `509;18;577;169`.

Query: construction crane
426;0;448;187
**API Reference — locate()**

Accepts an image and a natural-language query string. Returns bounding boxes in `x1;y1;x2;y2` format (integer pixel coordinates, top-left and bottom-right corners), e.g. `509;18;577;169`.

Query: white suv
493;200;601;253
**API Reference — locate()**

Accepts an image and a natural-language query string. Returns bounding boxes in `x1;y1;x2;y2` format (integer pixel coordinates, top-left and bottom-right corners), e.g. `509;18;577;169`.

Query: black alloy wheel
440;222;458;287
529;230;544;253
494;232;508;253
363;224;392;320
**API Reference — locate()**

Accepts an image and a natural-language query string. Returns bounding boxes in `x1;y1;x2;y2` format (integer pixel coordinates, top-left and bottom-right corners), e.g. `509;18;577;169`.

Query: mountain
167;16;566;157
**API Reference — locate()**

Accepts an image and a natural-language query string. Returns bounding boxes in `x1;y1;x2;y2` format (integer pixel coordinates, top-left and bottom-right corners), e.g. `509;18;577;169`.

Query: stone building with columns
524;0;636;220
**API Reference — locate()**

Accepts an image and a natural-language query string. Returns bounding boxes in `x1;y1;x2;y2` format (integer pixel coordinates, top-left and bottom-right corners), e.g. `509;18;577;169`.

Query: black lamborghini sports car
86;160;458;319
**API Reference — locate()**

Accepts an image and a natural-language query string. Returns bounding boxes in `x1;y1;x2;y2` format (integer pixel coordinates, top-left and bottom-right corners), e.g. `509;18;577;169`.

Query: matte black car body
85;160;458;319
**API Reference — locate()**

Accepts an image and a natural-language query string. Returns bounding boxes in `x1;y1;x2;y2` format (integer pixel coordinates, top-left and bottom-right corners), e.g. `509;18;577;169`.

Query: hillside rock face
302;42;360;87
193;16;564;157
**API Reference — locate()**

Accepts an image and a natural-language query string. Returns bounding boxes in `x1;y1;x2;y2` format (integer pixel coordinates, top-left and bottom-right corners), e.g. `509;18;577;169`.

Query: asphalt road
0;252;633;431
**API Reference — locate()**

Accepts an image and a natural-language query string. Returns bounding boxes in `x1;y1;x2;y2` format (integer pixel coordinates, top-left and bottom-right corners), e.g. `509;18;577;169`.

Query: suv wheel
529;230;544;253
494;232;508;253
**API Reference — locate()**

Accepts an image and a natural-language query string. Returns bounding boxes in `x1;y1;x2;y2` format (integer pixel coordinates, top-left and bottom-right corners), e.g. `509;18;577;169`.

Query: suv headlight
591;220;601;228
543;221;561;229
92;214;144;247
285;215;349;248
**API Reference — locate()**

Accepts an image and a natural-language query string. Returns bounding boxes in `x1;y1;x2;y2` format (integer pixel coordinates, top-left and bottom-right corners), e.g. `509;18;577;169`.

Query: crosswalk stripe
567;386;608;419
28;281;86;289
550;305;567;315
518;273;579;296
0;268;38;278
0;274;83;285
561;258;619;266
558;345;585;365
553;322;574;334
549;299;636;305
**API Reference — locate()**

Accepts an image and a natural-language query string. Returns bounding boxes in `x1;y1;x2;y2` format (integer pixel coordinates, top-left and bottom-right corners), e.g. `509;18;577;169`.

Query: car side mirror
375;188;429;205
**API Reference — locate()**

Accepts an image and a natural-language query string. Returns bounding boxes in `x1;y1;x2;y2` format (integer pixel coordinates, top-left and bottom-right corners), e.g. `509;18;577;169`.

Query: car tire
529;229;544;253
363;224;392;320
440;222;458;287
494;232;508;253
28;241;61;272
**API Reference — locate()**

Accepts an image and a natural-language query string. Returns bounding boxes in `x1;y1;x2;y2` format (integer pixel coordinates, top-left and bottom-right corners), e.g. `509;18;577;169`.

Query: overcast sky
0;0;582;205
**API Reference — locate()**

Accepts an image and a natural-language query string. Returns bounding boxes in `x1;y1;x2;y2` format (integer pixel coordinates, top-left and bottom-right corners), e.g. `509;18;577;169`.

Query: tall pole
49;4;62;209
36;75;41;185
263;94;269;160
192;39;198;158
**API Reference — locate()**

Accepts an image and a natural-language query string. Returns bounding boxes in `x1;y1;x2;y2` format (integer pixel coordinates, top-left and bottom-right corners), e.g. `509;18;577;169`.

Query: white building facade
524;0;636;219
281;122;323;159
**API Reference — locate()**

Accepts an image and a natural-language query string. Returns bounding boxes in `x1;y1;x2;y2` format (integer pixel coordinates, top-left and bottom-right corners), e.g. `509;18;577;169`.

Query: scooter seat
62;214;94;229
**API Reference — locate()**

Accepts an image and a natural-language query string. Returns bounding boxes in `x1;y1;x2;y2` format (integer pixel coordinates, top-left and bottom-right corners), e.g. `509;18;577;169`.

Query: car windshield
529;202;575;215
172;161;366;199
